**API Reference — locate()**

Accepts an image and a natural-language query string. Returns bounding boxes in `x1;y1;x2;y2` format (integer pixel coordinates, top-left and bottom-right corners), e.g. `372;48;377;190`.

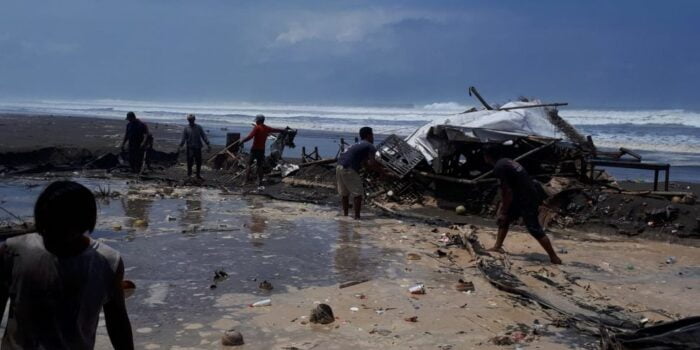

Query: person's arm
178;127;188;150
140;123;151;148
104;259;134;350
121;125;130;150
269;126;285;133
241;127;256;143
363;146;394;178
0;244;10;322
198;126;211;151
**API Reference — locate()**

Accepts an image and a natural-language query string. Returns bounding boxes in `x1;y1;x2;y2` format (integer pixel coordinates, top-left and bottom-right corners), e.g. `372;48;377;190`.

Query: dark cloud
1;0;699;108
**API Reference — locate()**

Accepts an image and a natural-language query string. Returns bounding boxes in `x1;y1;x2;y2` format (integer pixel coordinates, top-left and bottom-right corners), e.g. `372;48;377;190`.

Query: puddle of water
0;177;401;347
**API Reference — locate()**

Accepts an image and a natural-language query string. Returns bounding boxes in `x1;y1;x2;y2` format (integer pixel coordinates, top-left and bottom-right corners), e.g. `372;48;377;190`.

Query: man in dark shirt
483;145;562;264
177;114;211;179
336;127;382;219
241;114;284;186
120;112;151;173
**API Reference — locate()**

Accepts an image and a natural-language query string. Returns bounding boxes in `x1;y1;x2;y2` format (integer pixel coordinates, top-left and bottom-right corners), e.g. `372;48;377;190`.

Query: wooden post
654;170;659;191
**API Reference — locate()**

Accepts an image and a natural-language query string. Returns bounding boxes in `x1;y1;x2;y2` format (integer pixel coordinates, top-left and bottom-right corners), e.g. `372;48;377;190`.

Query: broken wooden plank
472;139;560;181
281;178;335;189
498;102;568;111
298;158;337;168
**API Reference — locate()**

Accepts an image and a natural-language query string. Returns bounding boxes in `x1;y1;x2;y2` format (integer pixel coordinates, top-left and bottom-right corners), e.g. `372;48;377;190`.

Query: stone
221;329;244;346
310;303;335;324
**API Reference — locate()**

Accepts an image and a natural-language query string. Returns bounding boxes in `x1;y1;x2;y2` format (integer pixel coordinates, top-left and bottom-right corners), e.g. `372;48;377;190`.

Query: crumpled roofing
405;100;569;161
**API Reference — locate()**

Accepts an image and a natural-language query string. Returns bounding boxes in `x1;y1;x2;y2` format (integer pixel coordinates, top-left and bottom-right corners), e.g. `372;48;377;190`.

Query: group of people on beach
0;111;560;349
121;112;283;184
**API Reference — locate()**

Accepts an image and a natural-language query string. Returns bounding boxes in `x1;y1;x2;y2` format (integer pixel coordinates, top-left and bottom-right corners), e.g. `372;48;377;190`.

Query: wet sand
1;113;700;348
1;178;699;349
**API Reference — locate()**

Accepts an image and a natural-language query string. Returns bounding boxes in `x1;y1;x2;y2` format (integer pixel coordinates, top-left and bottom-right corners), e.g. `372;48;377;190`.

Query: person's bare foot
550;256;563;265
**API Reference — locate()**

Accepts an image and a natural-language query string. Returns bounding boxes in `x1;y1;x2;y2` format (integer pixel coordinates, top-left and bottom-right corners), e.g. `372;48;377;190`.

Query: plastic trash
250;299;271;307
409;284;426;294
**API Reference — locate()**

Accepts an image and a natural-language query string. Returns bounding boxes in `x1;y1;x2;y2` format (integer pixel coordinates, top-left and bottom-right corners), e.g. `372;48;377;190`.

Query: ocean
0;99;698;182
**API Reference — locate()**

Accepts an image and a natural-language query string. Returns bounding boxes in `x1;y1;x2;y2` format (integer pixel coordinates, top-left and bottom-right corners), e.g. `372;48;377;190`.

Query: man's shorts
249;149;265;166
506;203;546;239
336;165;364;198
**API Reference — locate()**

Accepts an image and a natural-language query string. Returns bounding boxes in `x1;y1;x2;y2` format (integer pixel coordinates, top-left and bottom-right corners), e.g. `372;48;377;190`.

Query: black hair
359;127;373;140
481;144;502;160
34;181;97;238
126;111;136;120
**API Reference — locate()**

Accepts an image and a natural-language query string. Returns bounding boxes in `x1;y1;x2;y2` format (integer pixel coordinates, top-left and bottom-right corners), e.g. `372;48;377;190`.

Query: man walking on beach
178;114;211;179
482;145;562;264
240;114;284;186
120;111;151;173
336;127;384;220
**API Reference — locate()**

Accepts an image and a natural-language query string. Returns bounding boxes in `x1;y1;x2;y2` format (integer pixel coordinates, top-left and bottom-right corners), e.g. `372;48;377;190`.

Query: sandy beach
0;113;698;349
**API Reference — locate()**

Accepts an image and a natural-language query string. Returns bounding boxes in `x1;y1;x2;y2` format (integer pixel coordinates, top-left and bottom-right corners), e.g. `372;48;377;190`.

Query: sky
1;0;699;109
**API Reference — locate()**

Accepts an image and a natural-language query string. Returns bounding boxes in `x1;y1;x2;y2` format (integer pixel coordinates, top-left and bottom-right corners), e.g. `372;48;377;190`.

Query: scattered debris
455;279;475;293
369;328;392;336
250;299;271;307
406;253;422;260
601;316;700;350
221;329;244;346
339;279;370;289
404;316;418;322
309;304;335;324
409;284;426;294
258;280;274;291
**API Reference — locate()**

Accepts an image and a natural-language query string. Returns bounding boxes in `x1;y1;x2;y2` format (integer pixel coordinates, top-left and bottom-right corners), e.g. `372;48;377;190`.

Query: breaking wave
0;99;698;156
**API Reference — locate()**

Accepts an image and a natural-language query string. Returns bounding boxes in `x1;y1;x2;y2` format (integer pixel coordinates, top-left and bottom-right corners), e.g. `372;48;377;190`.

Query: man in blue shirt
336;127;382;219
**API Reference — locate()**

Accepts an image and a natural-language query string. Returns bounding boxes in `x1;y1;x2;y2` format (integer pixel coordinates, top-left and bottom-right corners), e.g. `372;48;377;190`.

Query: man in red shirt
241;114;284;186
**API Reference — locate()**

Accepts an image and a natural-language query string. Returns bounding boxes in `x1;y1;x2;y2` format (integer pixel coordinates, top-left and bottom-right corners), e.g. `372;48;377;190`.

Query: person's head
126;111;136;121
482;144;502;165
255;114;265;125
187;114;196;125
34;181;97;248
359;127;374;143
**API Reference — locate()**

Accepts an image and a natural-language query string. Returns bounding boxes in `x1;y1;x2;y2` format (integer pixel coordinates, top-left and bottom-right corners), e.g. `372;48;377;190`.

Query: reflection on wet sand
246;197;268;248
121;193;153;229
334;220;370;283
180;197;204;226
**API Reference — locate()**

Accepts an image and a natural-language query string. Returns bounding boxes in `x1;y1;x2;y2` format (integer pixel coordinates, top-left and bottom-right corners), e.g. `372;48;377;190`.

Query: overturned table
588;159;670;191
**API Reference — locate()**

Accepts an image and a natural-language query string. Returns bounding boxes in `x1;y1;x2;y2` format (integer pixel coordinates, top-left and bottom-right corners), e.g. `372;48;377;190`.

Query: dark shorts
506;202;546;239
248;149;265;166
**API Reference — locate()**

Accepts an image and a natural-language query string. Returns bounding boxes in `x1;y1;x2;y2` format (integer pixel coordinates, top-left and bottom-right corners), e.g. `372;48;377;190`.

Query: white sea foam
0;99;697;155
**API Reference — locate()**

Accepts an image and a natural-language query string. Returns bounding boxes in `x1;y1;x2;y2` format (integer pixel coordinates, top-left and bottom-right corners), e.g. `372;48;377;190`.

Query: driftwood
461;232;640;334
281;178;335;190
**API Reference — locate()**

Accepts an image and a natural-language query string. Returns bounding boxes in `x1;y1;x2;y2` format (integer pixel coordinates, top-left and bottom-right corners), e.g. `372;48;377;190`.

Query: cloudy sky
1;0;699;108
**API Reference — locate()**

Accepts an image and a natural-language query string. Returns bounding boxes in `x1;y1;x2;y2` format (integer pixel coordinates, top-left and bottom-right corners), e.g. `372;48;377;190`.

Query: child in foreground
0;181;134;349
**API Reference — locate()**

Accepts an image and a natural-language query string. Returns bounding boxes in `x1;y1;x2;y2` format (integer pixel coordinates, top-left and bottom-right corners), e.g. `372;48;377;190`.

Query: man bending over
483;145;562;264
